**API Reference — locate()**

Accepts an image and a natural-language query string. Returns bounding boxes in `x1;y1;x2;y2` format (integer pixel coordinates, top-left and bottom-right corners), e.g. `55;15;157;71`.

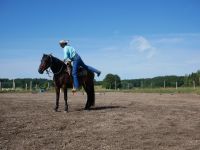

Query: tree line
1;70;200;90
100;70;200;89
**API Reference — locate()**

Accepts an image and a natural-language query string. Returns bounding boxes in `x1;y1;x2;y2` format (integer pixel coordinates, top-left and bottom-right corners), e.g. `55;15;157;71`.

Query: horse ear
43;54;48;57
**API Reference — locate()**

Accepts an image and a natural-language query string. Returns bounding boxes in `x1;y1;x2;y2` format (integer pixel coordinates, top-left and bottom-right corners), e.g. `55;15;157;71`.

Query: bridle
41;55;65;77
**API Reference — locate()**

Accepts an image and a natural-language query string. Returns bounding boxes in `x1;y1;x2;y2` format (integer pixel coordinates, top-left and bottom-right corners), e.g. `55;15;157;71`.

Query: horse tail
89;72;95;106
90;78;95;106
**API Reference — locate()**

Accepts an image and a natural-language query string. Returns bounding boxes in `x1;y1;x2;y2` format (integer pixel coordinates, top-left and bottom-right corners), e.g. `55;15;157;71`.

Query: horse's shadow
76;105;126;111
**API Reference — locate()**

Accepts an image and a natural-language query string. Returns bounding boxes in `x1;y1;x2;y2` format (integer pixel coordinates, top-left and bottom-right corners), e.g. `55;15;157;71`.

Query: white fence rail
0;80;51;92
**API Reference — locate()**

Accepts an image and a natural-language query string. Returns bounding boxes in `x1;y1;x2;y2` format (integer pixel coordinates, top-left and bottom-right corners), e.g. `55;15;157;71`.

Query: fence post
48;82;50;90
127;83;130;89
13;79;15;90
30;81;32;91
115;80;117;90
164;80;166;88
199;77;200;86
0;81;1;91
141;81;143;88
193;81;196;89
176;82;178;90
25;83;27;91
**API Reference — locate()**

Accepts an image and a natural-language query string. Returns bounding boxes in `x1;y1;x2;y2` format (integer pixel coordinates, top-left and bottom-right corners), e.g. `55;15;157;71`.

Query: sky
0;0;200;80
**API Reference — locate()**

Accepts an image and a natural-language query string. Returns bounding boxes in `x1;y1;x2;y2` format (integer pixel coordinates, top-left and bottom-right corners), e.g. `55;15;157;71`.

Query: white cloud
155;37;183;44
129;36;156;59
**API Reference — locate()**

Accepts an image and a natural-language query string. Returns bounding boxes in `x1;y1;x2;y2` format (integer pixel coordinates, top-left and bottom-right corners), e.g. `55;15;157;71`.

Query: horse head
38;54;52;74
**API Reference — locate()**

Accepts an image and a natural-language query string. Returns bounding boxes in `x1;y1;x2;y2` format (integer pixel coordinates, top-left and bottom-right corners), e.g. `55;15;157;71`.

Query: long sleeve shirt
63;45;77;61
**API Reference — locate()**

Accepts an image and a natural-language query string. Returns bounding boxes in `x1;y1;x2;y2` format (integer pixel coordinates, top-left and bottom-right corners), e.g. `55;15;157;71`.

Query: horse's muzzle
38;69;44;74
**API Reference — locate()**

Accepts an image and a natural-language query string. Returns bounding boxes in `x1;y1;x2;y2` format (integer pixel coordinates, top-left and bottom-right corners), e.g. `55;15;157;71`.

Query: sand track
1;92;200;150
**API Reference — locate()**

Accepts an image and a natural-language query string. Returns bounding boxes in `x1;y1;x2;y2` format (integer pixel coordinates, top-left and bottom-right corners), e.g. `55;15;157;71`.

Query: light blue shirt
63;45;77;61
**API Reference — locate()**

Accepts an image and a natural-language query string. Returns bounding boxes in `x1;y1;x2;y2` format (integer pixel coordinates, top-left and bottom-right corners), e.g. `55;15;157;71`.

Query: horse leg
82;85;89;110
83;82;95;110
64;87;68;112
54;87;60;112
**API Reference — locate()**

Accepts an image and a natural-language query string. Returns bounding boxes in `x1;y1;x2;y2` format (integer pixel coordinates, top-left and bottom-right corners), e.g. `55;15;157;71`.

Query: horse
38;54;95;112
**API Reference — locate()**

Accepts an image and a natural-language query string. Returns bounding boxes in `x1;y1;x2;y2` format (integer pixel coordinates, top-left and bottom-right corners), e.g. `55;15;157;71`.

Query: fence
0;80;52;92
121;80;198;90
0;79;199;92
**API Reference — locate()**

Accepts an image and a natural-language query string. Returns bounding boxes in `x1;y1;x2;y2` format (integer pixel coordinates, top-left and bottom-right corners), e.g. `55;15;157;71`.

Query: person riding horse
38;54;96;111
59;40;101;93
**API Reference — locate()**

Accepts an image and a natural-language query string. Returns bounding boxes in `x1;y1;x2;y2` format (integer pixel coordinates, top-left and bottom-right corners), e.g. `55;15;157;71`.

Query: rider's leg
78;56;101;76
72;59;79;91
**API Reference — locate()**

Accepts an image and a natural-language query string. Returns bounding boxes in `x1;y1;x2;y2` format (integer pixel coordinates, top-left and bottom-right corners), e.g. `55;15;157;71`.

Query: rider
59;40;101;92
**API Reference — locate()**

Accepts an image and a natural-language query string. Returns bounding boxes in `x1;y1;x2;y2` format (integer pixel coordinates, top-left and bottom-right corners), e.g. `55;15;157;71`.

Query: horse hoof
65;107;68;112
84;107;90;111
64;111;68;113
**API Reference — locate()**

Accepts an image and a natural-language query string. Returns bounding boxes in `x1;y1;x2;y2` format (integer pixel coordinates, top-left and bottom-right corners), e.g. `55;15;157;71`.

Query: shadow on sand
90;106;126;110
76;106;126;111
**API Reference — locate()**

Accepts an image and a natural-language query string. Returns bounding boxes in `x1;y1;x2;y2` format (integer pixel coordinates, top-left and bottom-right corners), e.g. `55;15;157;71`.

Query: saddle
66;62;88;77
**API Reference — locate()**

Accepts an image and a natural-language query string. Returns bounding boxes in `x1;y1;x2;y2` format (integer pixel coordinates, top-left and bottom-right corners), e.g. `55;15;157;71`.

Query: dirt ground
1;92;200;150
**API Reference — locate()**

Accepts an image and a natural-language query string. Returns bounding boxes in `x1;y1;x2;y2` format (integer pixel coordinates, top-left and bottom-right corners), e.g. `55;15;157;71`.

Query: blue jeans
72;54;100;88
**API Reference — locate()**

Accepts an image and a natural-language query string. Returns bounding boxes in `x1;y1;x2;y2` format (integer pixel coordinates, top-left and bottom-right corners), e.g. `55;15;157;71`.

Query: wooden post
199;77;200;86
151;82;153;88
164;80;166;88
115;80;117;90
193;81;196;89
47;82;50;90
176;82;178;90
13;79;15;90
35;84;38;90
30;81;32;91
25;83;27;91
0;81;1;91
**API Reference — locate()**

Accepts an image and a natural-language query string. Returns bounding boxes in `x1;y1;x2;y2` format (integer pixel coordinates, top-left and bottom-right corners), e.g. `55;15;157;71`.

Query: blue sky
0;0;200;80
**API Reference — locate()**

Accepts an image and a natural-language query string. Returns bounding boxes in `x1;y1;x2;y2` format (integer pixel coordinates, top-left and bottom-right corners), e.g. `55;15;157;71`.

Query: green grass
94;86;200;94
126;87;200;94
1;86;200;94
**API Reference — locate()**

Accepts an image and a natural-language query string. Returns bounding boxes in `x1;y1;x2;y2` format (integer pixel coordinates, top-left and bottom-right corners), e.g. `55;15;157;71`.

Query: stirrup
72;88;77;92
72;88;77;95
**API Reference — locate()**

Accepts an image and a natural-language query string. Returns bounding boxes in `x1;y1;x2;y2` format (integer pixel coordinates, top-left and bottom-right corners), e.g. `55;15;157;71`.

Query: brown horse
38;54;95;112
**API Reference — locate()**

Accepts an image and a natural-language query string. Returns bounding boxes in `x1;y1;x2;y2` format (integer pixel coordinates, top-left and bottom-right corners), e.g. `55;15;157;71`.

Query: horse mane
50;54;67;67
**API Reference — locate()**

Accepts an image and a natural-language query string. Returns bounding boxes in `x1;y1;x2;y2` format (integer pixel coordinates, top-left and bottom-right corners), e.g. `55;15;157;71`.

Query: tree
102;74;121;89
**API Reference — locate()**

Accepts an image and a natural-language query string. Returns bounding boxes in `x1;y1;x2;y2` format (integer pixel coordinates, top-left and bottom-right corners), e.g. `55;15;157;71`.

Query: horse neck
50;56;65;74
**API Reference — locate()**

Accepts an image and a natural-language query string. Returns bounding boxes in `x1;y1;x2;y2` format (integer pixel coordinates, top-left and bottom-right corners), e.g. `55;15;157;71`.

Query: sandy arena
0;92;200;150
